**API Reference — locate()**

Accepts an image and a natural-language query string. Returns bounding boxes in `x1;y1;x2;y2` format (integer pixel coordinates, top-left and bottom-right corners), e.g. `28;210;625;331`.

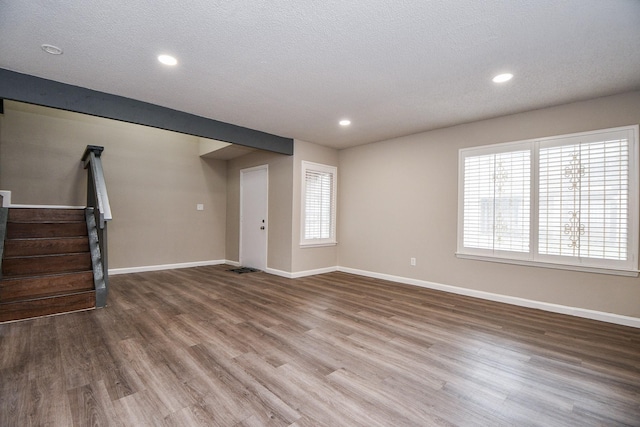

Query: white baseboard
267;266;338;279
110;262;335;278
265;268;293;278
337;266;640;329
109;260;227;275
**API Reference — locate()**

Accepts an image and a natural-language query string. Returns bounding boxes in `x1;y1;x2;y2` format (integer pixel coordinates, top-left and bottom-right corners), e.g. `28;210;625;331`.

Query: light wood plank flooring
1;265;639;426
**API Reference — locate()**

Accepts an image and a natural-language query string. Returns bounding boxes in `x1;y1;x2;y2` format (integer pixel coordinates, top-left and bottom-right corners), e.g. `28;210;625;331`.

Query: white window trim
457;125;639;277
300;161;337;247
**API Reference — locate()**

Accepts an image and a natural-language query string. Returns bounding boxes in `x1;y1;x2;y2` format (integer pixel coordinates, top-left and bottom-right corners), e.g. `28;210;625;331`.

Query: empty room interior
1;1;639;426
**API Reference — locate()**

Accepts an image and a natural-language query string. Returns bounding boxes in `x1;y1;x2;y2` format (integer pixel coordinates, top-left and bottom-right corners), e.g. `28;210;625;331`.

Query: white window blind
301;161;337;246
539;138;629;261
463;150;530;253
458;125;639;275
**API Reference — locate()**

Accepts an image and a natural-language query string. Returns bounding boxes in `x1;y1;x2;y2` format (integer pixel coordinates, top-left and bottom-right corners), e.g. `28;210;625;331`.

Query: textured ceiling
1;0;639;149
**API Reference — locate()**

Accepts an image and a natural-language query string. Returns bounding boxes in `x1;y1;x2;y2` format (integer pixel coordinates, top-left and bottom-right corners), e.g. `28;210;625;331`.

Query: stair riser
0;271;94;301
6;222;87;239
0;292;96;323
2;253;92;277
8;208;85;222
3;237;89;257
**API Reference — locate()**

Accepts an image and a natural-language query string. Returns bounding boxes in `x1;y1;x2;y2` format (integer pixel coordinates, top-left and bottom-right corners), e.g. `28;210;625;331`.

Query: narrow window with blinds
457;125;639;276
301;161;337;246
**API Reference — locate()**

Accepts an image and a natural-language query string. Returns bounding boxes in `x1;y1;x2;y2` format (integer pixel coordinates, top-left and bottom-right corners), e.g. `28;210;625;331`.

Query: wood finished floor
1;265;639;426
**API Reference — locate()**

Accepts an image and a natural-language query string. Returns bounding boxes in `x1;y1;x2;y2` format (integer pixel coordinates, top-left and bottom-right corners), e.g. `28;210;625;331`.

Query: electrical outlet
410;257;416;266
196;204;204;211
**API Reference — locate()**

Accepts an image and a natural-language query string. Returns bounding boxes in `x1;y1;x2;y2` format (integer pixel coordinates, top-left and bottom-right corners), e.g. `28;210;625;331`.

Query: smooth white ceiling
1;0;639;149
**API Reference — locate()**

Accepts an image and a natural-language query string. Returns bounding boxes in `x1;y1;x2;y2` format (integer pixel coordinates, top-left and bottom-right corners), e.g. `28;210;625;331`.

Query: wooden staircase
0;208;96;322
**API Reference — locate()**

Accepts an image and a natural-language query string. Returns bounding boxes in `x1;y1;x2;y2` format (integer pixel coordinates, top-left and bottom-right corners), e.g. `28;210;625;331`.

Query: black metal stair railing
81;145;112;308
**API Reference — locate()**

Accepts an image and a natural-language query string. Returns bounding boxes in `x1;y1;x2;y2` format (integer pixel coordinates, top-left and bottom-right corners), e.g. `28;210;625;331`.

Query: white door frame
239;164;269;270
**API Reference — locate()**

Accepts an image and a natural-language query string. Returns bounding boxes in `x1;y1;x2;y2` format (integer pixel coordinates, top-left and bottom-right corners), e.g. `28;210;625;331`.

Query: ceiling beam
0;68;293;155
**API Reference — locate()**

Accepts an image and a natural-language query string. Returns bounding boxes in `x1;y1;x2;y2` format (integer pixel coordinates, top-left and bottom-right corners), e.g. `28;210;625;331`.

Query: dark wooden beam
0;69;293;155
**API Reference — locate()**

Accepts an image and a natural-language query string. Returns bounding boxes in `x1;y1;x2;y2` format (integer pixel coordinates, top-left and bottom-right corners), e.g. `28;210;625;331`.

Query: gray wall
337;91;640;318
3;91;639;320
291;139;339;273
226;150;294;272
0;101;227;268
224;139;339;274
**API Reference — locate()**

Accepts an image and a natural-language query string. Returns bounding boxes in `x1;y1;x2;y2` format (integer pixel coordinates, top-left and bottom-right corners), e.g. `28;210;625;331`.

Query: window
301;161;337;246
463;149;531;254
458;125;639;275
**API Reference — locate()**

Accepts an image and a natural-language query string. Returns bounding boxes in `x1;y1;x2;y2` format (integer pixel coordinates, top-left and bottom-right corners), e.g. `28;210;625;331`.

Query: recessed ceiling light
41;44;63;55
158;54;178;66
492;73;513;83
339;119;351;126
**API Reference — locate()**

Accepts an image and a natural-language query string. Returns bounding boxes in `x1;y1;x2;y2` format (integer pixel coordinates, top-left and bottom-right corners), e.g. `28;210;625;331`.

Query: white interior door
240;165;268;270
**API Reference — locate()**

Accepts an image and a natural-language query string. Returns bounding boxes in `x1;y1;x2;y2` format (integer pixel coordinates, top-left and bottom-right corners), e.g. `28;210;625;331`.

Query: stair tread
2;252;93;278
3;251;90;260
0;271;94;302
6;222;88;239
8;208;85;222
0;289;95;304
3;237;89;256
5;236;88;240
2;269;93;279
0;269;94;284
7;219;85;222
0;291;96;323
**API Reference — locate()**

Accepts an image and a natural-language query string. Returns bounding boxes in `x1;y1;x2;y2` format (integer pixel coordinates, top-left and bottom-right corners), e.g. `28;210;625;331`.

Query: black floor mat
228;267;260;274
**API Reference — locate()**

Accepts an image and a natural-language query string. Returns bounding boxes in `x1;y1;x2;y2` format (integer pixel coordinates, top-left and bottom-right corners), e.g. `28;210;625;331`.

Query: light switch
197;204;204;211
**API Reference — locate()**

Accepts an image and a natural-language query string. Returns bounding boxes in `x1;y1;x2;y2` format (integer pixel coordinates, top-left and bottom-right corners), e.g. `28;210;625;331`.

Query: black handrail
82;145;112;308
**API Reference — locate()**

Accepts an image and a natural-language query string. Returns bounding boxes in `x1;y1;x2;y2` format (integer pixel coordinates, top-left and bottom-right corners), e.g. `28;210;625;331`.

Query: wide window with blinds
301;161;337;246
457;125;639;276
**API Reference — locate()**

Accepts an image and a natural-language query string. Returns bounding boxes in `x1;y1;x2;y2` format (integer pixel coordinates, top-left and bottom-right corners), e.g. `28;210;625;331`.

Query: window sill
300;241;337;248
455;252;639;277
